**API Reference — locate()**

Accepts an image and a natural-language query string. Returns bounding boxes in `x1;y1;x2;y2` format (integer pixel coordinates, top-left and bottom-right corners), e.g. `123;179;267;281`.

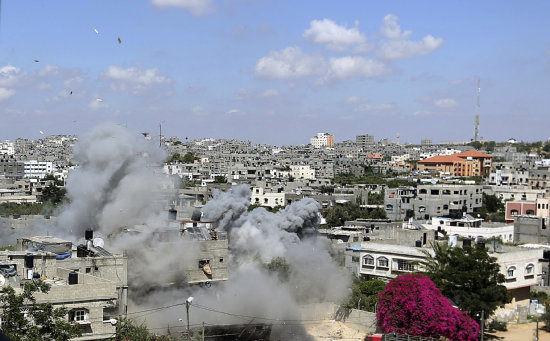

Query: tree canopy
344;277;385;311
40;183;67;205
418;242;509;321
0;280;82;341
377;273;479;340
325;201;387;227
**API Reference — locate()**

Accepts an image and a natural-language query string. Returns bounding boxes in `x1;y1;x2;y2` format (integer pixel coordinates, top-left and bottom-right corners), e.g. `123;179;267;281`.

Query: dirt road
488;322;550;341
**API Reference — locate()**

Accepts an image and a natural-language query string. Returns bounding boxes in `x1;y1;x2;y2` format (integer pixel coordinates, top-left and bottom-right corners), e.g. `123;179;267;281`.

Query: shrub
377;274;479;341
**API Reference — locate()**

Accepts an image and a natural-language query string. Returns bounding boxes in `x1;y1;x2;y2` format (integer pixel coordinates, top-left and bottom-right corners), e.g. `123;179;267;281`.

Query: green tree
114;317;180;340
344;277;386;311
418;242;509;321
40;183;67;205
182;152;197;163
367;190;384;205
0;280;82;341
213;176;227;183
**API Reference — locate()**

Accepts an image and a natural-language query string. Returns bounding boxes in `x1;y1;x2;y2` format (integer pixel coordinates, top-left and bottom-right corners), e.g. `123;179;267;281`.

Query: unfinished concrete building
0;234;127;340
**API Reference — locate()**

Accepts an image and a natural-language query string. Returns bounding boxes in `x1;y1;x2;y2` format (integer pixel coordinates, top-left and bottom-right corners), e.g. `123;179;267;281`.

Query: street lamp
186;296;194;340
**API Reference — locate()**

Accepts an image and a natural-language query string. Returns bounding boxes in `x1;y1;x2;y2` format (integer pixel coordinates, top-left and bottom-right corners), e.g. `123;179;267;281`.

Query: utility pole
480;310;484;341
186;297;194;340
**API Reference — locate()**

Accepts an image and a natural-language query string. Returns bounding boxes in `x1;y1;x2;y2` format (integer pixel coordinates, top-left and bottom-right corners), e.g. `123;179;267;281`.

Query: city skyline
1;1;549;145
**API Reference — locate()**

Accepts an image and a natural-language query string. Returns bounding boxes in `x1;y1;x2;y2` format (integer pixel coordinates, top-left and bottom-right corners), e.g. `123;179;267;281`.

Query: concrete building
310;133;334;148
251;186;286;208
385;184;483;221
514;215;550;244
419;216;515;243
417;150;492;177
0;140;15;155
529;167;550;195
345;241;545;316
24;160;54;179
290;165;316;180
506;201;537;224
356;135;375;147
0;235;128;340
0;155;25;179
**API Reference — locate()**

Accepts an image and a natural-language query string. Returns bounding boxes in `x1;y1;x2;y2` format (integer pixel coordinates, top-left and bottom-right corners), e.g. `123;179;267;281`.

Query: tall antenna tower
474;79;480;142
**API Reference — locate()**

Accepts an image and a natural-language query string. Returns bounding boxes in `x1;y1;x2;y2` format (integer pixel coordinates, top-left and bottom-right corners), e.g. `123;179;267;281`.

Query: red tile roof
418;154;464;164
455;150;493;158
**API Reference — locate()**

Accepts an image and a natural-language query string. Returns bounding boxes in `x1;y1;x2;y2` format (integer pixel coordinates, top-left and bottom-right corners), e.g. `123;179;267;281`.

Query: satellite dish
0;274;5;287
92;238;105;248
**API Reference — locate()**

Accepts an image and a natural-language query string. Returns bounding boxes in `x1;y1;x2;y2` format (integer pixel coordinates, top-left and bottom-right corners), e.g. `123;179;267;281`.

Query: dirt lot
486;322;550;341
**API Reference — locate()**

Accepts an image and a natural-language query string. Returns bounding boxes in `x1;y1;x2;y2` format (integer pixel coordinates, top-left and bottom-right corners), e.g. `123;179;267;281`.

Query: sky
0;0;549;146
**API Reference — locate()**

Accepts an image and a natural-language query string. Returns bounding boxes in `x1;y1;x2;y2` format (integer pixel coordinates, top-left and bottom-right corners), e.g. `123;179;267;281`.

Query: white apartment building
0;140;15;155
24;160;54;179
251;187;286;208
290;165;315;180
310;133;334;148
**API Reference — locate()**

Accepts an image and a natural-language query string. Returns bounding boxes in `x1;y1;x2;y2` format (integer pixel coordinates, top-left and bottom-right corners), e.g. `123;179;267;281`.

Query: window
386;204;393;211
198;259;210;269
526;264;534;276
219;258;224;263
507;266;516;278
526;210;534;215
352;256;359;263
397;260;415;272
511;210;518;216
362;255;374;267
69;309;88;323
377;257;389;268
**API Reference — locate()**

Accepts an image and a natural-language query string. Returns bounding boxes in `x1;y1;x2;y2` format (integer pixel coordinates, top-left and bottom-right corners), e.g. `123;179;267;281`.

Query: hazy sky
0;1;549;145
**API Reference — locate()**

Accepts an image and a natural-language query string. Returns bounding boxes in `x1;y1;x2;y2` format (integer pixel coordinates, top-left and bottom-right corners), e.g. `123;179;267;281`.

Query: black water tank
363;236;370;241
85;229;93;240
24;254;34;268
77;245;87;257
406;209;414;218
477;241;486;250
68;272;78;285
544;250;550;260
463;238;472;247
415;240;422;247
168;208;177;220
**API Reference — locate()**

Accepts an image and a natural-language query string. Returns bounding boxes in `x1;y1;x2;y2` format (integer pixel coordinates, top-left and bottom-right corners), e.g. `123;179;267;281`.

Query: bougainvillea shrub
377;274;479;341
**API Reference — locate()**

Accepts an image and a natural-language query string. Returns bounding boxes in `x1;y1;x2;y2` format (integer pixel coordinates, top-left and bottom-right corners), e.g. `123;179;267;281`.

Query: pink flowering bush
377;274;479;341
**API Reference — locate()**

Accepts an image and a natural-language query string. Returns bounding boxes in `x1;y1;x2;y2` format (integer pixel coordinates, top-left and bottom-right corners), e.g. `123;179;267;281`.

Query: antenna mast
474;79;480;142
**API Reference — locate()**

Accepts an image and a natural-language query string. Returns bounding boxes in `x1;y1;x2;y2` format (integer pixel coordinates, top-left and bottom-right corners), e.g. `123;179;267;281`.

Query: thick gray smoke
55;123;169;238
130;184;351;331
4;125;350;336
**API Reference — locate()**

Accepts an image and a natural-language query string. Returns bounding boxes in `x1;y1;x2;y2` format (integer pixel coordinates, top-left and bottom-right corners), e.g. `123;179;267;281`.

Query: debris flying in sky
39;130;44;134
117;37;122;44
96;98;103;102
33;59;39;62
94;28;99;34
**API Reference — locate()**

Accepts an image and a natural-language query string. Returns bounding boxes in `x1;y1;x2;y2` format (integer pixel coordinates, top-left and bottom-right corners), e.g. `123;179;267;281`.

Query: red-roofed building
366;153;383;161
454;150;493;175
417;150;493;177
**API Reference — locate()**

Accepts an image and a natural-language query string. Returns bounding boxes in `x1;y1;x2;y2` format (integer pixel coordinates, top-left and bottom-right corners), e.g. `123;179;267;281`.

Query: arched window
526;210;534;215
525;263;535;276
511;209;518;216
377;256;389;268
507;266;516;278
362;255;374;266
